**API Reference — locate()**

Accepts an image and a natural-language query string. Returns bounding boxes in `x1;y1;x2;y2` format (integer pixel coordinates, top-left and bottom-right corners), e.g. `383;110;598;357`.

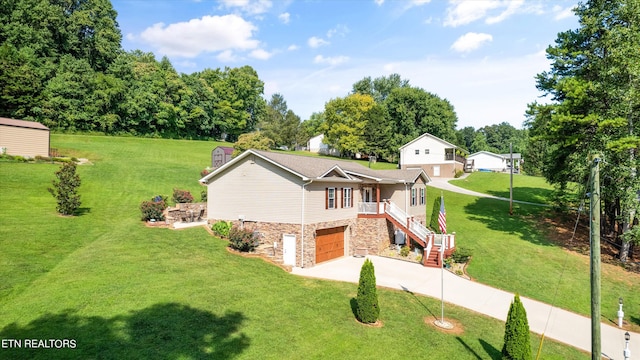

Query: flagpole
434;192;452;329
440;193;444;324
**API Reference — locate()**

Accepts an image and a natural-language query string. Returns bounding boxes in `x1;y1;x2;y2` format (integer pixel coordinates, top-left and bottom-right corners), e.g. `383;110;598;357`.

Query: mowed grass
0;134;591;359
432;176;640;332
450;172;555;204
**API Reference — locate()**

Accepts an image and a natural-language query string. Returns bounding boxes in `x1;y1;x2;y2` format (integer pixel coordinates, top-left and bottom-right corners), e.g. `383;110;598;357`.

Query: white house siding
468;152;505;171
308;134;324;153
206;155;304;224
0;124;49;158
304;182;359;224
400;135;449;166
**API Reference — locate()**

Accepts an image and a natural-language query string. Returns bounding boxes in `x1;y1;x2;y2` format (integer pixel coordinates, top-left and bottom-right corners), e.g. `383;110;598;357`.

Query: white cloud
278;12;290;24
485;0;523;24
327;24;349;38
451;32;493;53
308;36;330;48
250;48;272;60
374;0;384;5
410;0;431;6
218;0;272;15
216;50;238;62
444;0;542;27
552;4;575;20
139;15;259;57
125;33;136;41
444;0;502;27
313;55;349;66
287;44;299;51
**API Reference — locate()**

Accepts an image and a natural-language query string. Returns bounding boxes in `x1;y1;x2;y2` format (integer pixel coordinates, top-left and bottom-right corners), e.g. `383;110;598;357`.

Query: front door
433;165;441;177
363;187;373;203
283;234;296;266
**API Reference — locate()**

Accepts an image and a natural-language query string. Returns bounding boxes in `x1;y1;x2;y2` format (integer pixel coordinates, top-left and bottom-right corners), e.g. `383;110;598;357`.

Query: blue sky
114;0;578;129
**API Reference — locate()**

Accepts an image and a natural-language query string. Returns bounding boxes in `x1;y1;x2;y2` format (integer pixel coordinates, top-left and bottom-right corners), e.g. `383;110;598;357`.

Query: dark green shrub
400;246;410;257
140;199;166;221
356;258;380;324
48;162;82;215
228;226;259;252
451;247;472;263
502;294;532;360
212;221;231;238
172;188;194;204
429;196;443;232
200;189;207;202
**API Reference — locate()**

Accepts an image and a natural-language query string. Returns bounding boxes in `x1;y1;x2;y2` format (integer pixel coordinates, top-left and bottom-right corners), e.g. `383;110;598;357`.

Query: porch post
376;185;381;214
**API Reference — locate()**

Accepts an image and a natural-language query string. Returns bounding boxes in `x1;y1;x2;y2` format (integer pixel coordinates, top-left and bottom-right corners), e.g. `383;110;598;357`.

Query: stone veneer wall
209;218;399;268
351;217;394;255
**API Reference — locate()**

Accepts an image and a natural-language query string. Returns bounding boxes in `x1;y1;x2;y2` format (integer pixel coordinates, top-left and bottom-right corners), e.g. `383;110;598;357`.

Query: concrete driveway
292;255;639;359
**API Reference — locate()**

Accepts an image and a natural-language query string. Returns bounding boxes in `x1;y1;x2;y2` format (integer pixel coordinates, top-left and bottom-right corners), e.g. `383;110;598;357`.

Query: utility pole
509;143;513;216
590;154;602;359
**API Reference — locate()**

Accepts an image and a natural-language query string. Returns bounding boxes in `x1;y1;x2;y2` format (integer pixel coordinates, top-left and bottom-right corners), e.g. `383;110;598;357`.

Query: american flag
438;195;446;234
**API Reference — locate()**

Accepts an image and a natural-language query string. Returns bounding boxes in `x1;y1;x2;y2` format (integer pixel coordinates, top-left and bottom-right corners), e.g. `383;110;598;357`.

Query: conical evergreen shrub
356;258;379;324
502;294;532;360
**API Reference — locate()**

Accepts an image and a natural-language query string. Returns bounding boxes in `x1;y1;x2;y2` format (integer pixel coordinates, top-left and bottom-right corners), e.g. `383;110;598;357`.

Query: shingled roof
200;149;429;184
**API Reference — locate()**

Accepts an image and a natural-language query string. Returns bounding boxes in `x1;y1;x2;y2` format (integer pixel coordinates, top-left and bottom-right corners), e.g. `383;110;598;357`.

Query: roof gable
399;132;458;150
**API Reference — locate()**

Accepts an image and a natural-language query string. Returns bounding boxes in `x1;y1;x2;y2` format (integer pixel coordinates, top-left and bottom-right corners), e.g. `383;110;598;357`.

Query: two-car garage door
315;227;345;264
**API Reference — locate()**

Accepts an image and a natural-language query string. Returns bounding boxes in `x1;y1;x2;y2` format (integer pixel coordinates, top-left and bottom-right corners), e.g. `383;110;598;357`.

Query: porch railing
409;217;430;242
385;201;407;226
357;202;378;214
425;235;433;263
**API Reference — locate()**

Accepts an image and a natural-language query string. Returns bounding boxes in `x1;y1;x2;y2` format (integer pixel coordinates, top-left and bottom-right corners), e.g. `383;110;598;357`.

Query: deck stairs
383;201;454;267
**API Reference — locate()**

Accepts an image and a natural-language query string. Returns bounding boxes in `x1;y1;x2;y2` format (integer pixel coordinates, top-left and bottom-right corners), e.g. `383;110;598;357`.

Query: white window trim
343;187;352;208
328;187;336;209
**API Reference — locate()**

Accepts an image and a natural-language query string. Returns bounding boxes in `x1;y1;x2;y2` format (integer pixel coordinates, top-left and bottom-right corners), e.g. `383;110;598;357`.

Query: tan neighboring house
0;117;50;158
200;149;455;268
399;133;467;178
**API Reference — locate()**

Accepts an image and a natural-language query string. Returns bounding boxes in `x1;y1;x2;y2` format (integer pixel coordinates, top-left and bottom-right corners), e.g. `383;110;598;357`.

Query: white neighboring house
399;133;467;178
467;151;522;172
307;134;340;156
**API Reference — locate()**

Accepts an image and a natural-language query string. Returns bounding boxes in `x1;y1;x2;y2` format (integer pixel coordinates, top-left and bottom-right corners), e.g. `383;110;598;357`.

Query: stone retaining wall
165;203;207;226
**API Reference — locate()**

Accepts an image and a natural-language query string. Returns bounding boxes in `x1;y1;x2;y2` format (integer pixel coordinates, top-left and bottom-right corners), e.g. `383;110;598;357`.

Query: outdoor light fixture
624;331;631;360
618;297;624;328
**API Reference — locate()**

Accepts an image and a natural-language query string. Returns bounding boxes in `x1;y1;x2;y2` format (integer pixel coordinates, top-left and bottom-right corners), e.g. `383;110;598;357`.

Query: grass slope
0;135;600;358
450;172;555;204
436;173;639;331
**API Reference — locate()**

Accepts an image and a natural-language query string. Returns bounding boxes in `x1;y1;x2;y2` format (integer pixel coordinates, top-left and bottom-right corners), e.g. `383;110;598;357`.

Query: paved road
292;255;639;358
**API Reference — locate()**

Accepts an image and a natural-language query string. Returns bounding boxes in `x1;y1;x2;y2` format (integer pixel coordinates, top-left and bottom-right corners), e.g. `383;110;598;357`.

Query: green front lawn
450;172;555;204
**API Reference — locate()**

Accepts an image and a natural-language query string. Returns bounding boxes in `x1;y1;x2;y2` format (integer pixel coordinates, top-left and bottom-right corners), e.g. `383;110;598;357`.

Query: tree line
1;0;265;141
526;0;640;261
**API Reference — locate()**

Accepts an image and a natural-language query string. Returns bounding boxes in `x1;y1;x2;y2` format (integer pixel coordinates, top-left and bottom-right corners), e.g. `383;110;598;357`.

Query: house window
342;188;353;208
419;188;425;205
411;188;417;206
326;188;336;209
424;149;430;155
415;149;419;155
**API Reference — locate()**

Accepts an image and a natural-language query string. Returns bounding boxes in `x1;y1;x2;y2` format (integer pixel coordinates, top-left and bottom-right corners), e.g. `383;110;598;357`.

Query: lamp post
623;332;631;360
618;297;625;328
